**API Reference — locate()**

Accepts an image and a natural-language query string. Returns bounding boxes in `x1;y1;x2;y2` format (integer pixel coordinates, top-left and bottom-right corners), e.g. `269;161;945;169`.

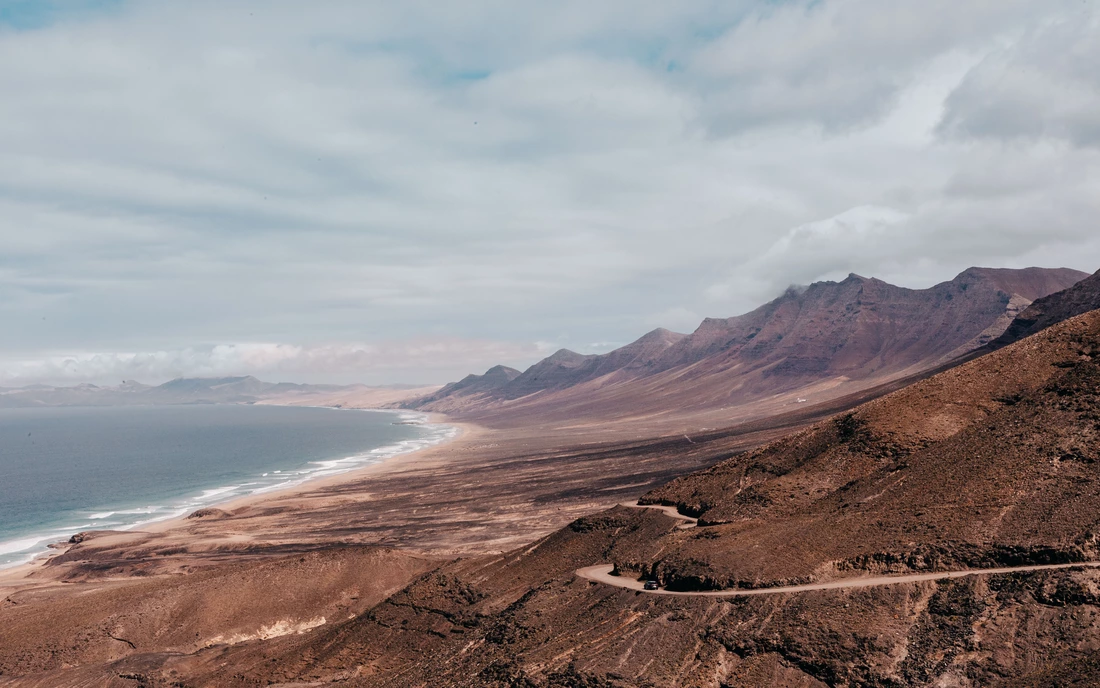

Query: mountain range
411;266;1088;426
5;267;1087;420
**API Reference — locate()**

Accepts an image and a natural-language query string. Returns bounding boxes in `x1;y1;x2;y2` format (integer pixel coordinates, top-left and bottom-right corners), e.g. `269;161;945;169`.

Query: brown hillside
636;308;1100;589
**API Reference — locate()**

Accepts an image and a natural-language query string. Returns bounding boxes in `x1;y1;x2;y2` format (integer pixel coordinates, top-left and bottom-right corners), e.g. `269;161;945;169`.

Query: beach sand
0;413;466;587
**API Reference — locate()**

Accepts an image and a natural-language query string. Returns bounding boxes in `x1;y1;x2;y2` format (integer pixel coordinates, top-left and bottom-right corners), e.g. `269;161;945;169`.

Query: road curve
619;502;697;528
577;562;1100;597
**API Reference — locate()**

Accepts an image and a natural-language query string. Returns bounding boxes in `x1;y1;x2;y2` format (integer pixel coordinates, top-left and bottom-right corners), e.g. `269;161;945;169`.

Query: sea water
0;404;454;568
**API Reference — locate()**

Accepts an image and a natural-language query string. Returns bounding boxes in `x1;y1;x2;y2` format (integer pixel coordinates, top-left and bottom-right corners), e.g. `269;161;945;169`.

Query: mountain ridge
411;266;1088;423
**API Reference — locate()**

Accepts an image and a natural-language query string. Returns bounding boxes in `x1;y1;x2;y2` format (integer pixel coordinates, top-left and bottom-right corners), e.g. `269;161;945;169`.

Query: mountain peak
543;349;590;364
483;365;521;379
632;327;686;345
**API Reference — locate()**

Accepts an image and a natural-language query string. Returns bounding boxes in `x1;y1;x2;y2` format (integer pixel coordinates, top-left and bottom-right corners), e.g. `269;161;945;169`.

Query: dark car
643;580;660;590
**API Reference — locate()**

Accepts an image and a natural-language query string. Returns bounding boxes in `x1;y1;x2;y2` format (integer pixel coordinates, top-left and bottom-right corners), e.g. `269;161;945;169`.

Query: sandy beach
0;411;465;585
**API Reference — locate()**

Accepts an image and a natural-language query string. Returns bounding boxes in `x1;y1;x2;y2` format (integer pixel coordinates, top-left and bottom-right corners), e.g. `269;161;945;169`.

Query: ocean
0;404;453;568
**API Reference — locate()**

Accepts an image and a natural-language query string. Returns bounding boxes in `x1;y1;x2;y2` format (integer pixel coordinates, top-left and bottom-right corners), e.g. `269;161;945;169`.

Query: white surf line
577;561;1100;597
0;410;460;571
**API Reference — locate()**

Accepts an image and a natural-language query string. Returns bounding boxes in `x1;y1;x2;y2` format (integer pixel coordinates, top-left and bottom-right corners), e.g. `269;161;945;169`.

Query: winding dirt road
577;562;1100;596
581;503;1100;596
619;502;697;528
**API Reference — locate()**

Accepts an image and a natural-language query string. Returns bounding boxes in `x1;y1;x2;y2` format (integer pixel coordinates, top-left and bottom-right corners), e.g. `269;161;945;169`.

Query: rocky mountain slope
414;267;1086;425
636;310;1100;589
992;268;1100;349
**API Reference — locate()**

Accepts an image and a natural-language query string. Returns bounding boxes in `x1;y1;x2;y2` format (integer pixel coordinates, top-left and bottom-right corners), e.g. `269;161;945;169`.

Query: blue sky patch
0;0;125;30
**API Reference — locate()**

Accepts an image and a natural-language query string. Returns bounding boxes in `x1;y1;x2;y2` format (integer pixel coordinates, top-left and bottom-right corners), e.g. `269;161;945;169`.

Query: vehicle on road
643;580;659;590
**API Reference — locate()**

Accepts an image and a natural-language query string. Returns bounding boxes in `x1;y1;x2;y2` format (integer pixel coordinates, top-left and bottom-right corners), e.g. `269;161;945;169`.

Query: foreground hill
414;267;1086;427
126;308;1100;687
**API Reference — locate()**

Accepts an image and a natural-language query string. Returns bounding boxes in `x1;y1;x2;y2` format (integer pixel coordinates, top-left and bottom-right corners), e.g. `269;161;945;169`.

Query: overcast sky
1;0;1098;386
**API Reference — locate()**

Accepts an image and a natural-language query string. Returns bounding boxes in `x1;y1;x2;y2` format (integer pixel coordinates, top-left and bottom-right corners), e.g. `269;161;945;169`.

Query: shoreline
148;411;472;525
0;407;464;583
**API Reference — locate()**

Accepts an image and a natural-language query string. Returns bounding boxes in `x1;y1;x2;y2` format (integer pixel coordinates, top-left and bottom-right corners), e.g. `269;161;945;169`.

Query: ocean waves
0;408;455;569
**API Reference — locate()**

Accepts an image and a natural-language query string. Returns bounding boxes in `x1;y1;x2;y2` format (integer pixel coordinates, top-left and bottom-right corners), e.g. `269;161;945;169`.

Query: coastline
0;407;464;584
146;411;473;527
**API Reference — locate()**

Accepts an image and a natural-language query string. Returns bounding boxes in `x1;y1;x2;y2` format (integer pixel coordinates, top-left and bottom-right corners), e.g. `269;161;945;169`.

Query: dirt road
577;561;1100;596
619;502;697;528
579;502;1100;595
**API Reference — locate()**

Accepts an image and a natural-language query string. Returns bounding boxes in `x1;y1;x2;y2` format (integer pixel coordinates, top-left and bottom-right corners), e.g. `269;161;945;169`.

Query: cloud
0;0;1098;384
689;0;1048;134
938;12;1100;147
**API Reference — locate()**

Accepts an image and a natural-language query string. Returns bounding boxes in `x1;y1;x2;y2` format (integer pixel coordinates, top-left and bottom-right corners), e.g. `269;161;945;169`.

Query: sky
1;0;1098;386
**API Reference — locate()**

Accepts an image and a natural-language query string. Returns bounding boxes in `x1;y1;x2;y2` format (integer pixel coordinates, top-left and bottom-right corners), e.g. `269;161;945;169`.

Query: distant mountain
413;365;521;407
412;266;1088;422
414;328;689;414
117;380;152;392
0;376;403;408
149;372;288;400
990;268;1100;349
501;327;687;400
